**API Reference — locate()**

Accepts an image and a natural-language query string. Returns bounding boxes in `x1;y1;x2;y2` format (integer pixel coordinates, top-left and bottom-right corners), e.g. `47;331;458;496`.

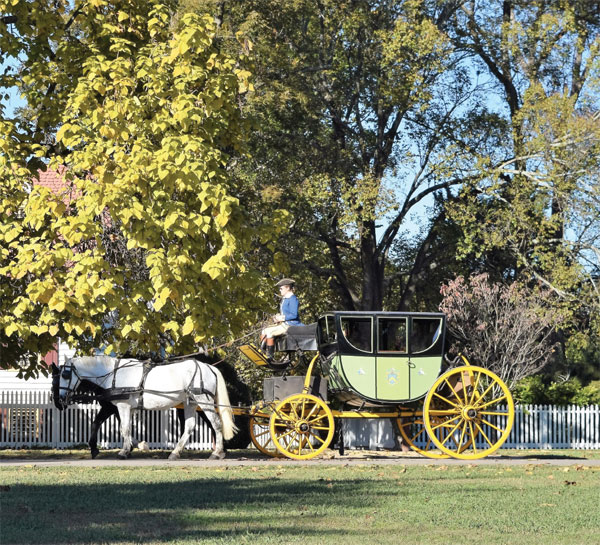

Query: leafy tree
211;0;490;312
0;0;280;377
440;273;566;388
445;1;600;345
203;0;600;318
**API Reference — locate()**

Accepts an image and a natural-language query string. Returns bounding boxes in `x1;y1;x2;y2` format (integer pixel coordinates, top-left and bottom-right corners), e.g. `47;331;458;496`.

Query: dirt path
2;449;599;467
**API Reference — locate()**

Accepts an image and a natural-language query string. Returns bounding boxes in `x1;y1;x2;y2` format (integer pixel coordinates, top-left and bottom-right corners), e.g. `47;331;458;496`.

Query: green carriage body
316;311;446;406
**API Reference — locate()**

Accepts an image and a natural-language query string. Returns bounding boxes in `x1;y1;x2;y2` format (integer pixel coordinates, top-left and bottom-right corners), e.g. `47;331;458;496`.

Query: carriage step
239;344;270;366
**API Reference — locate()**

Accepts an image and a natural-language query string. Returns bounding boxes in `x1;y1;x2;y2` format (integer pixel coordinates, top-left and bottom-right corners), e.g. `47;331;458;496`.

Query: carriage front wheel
269;393;335;460
423;365;515;459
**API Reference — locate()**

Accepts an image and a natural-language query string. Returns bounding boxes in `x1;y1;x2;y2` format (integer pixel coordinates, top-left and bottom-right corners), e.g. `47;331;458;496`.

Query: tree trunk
359;219;384;311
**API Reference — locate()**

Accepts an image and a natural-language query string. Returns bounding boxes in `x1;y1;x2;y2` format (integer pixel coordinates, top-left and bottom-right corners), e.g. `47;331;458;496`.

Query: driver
261;278;303;360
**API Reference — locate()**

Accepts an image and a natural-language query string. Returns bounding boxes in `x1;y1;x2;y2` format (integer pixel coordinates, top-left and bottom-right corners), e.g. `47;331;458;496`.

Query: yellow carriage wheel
397;412;474;459
269;393;335;460
424;365;515;460
249;414;284;457
397;415;450;459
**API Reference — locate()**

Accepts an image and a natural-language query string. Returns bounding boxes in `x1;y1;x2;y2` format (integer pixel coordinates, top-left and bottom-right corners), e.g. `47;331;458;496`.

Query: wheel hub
461;406;478;421
296;421;310;434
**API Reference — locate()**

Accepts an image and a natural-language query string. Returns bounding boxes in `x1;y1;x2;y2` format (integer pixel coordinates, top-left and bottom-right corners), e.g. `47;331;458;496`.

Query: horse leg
89;402;118;459
116;403;133;459
169;404;196;460
195;395;225;460
198;409;216;450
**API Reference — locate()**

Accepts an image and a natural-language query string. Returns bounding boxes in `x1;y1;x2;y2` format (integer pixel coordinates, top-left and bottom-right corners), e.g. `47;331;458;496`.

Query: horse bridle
57;362;82;407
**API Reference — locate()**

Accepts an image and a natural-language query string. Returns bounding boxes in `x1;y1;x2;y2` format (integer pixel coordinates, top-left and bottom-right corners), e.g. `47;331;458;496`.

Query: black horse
51;363;136;458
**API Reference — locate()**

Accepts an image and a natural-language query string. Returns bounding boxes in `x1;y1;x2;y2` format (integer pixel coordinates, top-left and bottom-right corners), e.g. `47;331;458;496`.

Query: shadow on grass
494;453;589;461
1;476;405;544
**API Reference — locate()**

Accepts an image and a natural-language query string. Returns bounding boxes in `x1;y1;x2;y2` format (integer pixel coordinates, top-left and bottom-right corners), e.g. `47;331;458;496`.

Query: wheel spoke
440;420;462;446
304;403;319;420
458;421;468;450
481;418;506;434
428;408;461;417
276;428;296;441
476;394;508;410
311;425;332;431
307;412;328;425
475;421;495;448
480;410;510;417
253;429;270;439
432;415;461;430
432;392;461;409
468;421;477;454
443;378;463;404
461;375;470;405
309;432;327;445
474;381;496;405
469;371;482;405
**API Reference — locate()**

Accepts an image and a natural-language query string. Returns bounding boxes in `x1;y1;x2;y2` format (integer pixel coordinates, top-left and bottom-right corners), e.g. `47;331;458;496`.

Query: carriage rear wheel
397;415;450;459
397;411;474;459
249;413;284;457
269;393;335;460
423;365;515;459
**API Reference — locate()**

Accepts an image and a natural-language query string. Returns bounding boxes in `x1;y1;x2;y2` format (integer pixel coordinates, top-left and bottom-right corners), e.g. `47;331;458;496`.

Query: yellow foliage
0;0;262;375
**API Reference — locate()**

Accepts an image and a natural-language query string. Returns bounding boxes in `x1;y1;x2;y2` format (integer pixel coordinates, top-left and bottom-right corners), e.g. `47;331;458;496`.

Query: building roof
34;166;68;194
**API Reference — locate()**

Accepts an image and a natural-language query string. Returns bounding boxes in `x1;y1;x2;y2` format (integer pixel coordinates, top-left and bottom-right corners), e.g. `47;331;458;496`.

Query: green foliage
445;1;600;346
514;376;600;406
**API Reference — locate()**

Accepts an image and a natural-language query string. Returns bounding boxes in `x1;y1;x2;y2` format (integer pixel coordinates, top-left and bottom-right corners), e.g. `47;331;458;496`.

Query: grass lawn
1;460;599;545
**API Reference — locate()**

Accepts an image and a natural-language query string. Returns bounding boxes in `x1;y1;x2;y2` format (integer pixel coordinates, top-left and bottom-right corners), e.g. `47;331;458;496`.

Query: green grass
1;463;599;545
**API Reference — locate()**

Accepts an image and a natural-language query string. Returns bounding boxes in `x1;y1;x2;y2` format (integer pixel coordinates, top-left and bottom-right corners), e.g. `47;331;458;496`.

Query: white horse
56;355;237;460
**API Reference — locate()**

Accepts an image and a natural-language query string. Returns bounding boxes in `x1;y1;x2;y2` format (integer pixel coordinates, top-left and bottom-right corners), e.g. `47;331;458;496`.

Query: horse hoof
117;451;130;460
168;452;180;461
139;441;150;452
90;448;99;459
209;451;226;460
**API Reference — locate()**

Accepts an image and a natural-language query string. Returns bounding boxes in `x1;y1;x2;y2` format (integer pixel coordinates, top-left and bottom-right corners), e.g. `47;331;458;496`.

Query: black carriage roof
320;311;446;319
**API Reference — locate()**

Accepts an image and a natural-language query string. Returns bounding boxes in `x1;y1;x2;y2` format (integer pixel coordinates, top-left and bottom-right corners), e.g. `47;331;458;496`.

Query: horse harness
61;358;218;411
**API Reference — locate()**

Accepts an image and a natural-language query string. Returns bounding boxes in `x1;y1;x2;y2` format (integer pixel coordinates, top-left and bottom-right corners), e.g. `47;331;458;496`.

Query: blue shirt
280;295;302;325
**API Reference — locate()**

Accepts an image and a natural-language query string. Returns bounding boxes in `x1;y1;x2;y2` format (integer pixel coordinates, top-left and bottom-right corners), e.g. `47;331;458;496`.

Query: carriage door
338;316;376;399
408;317;444;399
376;317;411;401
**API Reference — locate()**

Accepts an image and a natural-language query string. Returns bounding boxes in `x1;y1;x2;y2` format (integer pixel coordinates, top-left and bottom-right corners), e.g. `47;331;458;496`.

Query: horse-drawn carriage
241;311;515;460
54;310;514;461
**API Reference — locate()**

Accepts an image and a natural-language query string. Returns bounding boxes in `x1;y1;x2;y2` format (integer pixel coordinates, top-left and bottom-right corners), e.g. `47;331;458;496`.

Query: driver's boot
265;338;275;361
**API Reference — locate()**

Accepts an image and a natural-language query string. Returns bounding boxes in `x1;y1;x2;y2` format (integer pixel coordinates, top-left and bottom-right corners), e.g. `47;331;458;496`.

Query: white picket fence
1;390;599;450
0;390;214;450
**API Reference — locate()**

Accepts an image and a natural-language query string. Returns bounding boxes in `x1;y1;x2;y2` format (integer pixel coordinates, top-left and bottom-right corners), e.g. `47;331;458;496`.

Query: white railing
1;390;599;450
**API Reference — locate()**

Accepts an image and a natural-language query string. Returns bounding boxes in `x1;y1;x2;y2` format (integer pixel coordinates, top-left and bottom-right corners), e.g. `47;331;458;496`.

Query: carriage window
411;318;443;353
378;318;407;353
318;315;337;344
340;317;372;353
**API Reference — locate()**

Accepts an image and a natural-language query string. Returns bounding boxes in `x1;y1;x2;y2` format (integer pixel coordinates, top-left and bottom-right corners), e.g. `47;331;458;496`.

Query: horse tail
212;366;238;440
